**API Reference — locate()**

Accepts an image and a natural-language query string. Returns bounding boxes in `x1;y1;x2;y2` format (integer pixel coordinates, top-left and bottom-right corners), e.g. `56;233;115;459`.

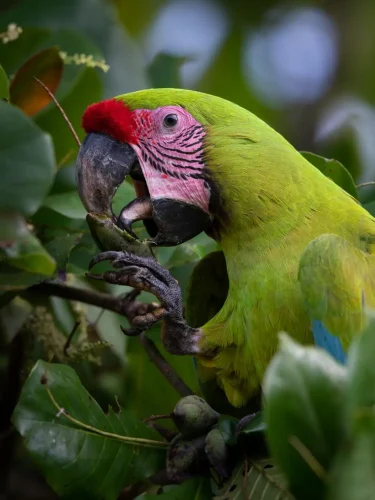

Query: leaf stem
33;77;81;147
43;378;168;449
357;181;375;189
288;435;327;481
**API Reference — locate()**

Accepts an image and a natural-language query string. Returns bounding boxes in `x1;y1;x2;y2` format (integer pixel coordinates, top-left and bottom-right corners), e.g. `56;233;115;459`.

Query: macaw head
76;88;295;246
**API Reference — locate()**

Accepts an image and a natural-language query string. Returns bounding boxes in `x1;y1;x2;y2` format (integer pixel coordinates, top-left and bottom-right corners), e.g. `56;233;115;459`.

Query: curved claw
120;325;145;337
88;250;125;270
85;272;104;281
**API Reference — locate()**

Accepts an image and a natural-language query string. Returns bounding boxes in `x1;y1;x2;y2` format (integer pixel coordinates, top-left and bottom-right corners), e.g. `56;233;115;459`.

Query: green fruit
171;395;220;439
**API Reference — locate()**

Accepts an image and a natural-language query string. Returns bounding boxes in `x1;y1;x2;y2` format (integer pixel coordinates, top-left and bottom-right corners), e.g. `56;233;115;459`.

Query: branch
139;332;193;398
29;282;126;315
28;281;194;398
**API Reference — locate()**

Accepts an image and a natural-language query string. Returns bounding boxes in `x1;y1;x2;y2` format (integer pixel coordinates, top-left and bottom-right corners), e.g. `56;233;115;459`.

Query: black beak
76;132;211;246
76;132;137;217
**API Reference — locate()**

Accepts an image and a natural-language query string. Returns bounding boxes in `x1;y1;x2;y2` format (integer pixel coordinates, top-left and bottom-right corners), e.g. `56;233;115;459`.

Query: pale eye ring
163;113;178;128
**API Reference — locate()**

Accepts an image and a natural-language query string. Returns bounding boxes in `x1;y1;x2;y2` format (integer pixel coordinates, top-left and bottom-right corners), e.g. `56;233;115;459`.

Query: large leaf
13;360;166;500
43;191;87;219
214;460;292;500
346;314;375;423
0;101;55;216
9;47;63;116
326;319;375;500
263;334;348;500
301;152;358;199
0;214;55;275
0;64;9;101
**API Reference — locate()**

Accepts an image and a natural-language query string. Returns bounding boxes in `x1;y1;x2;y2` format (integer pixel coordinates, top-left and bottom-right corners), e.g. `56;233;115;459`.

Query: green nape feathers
116;88;375;409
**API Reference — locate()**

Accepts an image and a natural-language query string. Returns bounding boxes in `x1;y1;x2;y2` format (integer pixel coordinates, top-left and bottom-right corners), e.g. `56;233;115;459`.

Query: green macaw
75;89;375;413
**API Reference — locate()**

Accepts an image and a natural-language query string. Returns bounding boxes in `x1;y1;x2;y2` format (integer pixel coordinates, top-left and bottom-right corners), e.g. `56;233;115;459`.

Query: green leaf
66;234;99;275
214;460;292;500
147;53;186;88
13;360;166;500
9;47;63;116
0;65;9;101
327;428;375;500
43;191;86;219
0;262;47;291
163;234;218;270
0;27;51;76
0;101;55;216
263;334;348;500
0;214;55;275
140;477;212;499
346;314;375;427
44;233;81;270
301;152;358;198
0;296;32;343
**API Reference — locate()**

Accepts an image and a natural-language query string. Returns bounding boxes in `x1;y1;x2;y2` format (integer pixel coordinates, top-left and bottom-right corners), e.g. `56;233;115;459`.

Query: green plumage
117;89;375;409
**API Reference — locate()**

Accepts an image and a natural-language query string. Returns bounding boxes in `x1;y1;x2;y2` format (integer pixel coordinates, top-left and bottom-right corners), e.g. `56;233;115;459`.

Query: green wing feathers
299;231;375;352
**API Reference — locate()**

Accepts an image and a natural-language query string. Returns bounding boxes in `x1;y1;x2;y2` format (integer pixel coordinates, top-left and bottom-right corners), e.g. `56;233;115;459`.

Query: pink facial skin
131;106;210;213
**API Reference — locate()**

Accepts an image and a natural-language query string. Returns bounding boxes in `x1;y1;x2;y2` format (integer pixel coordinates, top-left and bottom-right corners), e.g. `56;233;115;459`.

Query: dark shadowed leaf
263;334;348;500
0;296;32;343
0;65;9;101
147;53;186;88
214;460;292;500
9;47;63;116
0;214;55;275
12;360;166;500
301;152;358;198
0;102;55;216
363;200;375;217
44;233;81;270
0;27;51;76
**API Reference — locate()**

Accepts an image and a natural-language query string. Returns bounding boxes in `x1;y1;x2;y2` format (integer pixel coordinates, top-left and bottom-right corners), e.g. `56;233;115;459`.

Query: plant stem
139;333;193;398
29;282;194;398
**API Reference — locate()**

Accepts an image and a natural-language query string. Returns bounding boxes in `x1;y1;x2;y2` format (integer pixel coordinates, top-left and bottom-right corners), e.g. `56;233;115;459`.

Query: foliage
2;0;375;499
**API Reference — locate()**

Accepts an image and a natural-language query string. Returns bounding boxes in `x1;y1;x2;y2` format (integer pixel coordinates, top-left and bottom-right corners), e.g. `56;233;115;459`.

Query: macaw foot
87;251;202;355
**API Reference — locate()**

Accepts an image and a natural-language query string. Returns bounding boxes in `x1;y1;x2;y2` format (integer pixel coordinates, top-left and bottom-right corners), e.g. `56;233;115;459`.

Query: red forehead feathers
82;98;139;144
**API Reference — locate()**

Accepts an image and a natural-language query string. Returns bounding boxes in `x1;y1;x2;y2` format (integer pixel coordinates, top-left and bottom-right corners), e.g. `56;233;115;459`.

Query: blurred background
1;0;375;498
3;0;375;186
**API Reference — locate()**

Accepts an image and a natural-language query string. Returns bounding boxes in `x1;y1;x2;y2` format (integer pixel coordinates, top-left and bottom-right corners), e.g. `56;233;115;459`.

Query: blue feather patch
312;320;347;364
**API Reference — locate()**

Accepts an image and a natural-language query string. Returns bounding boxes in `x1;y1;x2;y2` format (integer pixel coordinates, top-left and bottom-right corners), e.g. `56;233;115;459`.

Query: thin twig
139;332;193;398
33;77;81;146
43;376;168;449
64;320;81;356
357;181;375;189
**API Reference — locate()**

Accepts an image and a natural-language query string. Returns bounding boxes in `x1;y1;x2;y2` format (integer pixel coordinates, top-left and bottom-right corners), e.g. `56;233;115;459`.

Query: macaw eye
163;113;178;128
